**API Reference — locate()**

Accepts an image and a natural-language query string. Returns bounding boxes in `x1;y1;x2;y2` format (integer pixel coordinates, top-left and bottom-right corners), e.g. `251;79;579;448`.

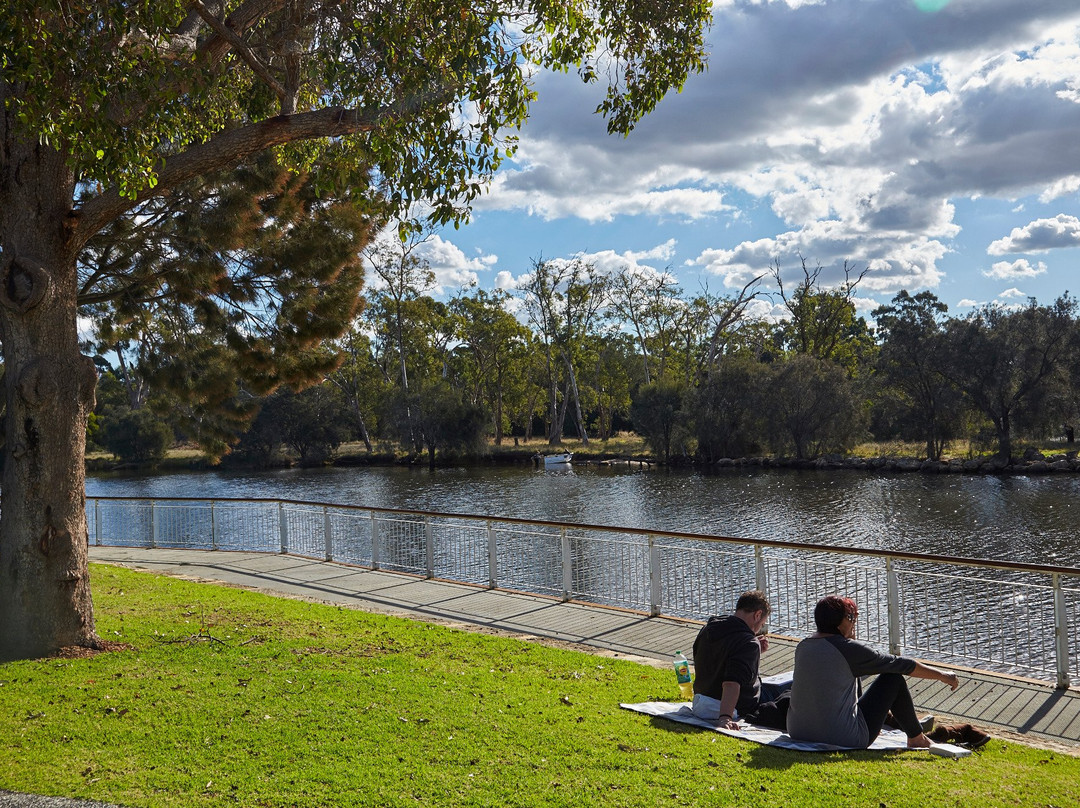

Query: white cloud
463;1;1080;303
689;219;948;294
984;259;1048;279
627;239;678;263
998;287;1028;299
987;214;1080;254
413;235;497;293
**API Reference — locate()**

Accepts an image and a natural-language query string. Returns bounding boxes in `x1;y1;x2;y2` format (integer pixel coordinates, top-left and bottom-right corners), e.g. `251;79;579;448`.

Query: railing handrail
85;494;1080;579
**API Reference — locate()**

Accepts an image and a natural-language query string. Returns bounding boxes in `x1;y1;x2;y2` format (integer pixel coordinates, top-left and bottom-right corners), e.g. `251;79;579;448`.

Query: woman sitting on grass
787;595;960;748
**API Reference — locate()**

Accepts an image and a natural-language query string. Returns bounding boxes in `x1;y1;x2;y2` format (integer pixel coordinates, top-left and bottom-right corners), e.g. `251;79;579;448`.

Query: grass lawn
2;565;1077;807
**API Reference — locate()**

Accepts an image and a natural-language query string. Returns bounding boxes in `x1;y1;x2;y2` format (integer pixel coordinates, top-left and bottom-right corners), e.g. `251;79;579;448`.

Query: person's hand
757;634;770;654
942;671;960;690
718;716;740;730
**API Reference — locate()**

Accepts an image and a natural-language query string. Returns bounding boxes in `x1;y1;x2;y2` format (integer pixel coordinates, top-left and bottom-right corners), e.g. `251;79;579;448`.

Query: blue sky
396;0;1080;323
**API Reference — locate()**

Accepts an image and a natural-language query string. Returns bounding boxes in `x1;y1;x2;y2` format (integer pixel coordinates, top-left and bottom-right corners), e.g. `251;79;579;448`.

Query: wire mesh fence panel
495;525;563;597
895;565;1059;676
207;502;281;553
87;499;154;547
429;518;488;584
567;530;650;611
146;501;214;549
656;542;757;620
278;504;328;560
373;514;428;575
764;553;887;646
327;509;374;566
1067;580;1080;683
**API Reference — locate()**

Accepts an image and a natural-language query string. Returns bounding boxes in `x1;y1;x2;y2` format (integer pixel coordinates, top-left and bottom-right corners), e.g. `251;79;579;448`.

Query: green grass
3;566;1077;807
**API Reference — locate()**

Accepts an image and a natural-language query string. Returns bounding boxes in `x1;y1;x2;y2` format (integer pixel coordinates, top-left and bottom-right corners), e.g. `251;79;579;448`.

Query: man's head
814;595;858;636
734;590;771;634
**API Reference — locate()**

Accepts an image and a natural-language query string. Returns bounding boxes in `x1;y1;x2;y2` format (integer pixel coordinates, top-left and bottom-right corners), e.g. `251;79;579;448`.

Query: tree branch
74;106;378;245
190;0;287;104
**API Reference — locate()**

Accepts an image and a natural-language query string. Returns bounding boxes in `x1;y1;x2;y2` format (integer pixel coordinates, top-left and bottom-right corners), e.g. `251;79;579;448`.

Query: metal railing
86;496;1080;687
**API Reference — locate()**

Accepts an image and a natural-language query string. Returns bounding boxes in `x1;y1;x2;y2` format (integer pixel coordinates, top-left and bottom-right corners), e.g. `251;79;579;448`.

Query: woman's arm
910;661;960;690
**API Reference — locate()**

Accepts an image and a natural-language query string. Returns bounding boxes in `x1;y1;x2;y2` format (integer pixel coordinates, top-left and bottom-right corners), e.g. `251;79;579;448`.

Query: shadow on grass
644;716;912;771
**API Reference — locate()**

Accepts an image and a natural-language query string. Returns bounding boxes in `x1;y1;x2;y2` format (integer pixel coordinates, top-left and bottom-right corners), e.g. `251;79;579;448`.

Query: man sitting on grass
691;589;790;730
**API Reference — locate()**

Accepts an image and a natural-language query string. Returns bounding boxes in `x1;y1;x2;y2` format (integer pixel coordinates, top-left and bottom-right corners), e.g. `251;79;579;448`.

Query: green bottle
673;650;693;700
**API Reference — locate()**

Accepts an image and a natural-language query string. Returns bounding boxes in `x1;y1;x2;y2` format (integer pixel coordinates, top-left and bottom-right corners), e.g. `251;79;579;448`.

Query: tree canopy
0;0;712;660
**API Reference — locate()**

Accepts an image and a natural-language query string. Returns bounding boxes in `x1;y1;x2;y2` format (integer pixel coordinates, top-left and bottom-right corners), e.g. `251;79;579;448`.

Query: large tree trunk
0;136;100;660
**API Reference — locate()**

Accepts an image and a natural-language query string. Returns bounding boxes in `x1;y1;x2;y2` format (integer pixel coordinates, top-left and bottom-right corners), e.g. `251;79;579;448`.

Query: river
86;463;1080;567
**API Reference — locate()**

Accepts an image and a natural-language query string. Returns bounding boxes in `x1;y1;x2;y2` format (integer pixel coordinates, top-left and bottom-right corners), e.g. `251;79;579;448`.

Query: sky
401;0;1080;324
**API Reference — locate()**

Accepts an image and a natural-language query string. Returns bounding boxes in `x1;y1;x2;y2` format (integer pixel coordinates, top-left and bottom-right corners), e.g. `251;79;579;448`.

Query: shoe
919;714;935;734
928;723;991;750
960;725;991;750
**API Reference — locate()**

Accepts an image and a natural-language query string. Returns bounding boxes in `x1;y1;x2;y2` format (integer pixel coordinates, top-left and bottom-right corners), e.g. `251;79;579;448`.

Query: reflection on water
86;464;1080;566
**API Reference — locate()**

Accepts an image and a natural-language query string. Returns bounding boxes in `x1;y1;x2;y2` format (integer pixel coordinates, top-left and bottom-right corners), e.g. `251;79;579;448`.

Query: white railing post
425;516;435;579
886;557;901;656
487;521;497;589
754;545;767;594
149;500;157;549
210;502;218;551
370;511;380;570
93;499;101;547
324;506;333;561
561;527;572;601
1053;573;1071;689
648;534;661;617
278;502;288;554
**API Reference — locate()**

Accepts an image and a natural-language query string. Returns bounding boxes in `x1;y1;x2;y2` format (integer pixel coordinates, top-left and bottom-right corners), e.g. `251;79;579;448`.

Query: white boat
536;452;572;465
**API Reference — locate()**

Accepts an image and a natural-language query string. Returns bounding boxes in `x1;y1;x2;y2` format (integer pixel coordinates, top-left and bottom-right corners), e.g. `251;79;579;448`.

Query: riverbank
87;435;1080;477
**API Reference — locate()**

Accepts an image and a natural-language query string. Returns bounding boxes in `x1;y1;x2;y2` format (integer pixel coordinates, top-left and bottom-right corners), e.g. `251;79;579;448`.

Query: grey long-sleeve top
786;634;916;747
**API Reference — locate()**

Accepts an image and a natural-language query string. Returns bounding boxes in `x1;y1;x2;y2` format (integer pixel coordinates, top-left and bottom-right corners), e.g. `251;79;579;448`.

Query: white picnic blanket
619;701;912;752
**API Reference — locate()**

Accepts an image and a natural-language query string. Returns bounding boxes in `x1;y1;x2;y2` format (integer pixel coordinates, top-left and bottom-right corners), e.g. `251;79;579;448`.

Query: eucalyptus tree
584;331;639;441
664;280;764;387
327;325;388;453
872;290;963;461
695;275;766;375
771;258;874;374
607;265;683;384
387;380;487;470
630;380;688;463
367;289;454;455
0;0;710;659
520;257;608;444
364;235;437;395
942;296;1078;460
233;383;352;466
450;288;532;445
762;354;864;460
690;354;768;462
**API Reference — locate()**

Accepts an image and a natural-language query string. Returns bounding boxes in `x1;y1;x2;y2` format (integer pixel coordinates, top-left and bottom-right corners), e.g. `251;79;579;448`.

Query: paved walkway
89;546;1080;753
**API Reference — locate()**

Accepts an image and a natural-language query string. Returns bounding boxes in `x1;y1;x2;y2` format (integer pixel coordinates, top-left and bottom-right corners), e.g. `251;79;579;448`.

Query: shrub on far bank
99;407;173;464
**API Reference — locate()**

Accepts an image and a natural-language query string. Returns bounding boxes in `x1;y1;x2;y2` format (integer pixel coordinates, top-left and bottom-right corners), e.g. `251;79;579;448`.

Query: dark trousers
858;673;921;740
744;680;791;731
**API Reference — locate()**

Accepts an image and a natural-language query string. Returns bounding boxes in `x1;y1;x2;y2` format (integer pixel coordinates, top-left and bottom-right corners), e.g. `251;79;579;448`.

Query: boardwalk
89;546;1080;753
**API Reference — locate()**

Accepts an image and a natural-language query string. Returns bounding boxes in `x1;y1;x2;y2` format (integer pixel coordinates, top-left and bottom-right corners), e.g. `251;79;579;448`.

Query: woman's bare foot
907;733;933;749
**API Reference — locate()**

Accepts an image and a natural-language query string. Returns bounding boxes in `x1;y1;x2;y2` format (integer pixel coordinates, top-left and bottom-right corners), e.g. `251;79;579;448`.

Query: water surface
86;464;1080;567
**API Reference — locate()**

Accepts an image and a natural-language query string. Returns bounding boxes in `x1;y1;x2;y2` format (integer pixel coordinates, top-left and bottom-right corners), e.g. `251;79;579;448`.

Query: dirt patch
51;640;132;659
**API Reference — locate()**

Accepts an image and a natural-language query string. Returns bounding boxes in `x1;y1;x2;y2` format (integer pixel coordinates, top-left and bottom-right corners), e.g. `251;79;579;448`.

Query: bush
99;407;173;463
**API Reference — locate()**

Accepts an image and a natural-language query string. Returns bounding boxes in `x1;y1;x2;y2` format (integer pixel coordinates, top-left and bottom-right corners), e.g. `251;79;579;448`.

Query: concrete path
89;546;1080;753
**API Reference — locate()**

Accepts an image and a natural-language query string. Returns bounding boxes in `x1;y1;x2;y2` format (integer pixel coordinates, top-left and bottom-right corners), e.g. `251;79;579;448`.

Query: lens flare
913;0;952;11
